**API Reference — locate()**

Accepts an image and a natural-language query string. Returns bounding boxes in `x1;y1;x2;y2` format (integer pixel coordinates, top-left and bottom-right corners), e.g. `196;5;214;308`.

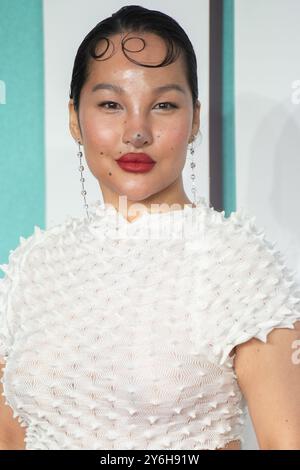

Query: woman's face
69;31;200;206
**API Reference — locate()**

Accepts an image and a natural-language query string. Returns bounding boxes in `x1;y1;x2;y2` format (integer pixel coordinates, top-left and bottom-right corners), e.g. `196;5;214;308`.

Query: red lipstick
116;153;156;173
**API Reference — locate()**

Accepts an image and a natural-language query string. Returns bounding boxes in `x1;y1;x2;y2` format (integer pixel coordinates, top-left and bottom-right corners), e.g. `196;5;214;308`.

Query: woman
1;5;300;451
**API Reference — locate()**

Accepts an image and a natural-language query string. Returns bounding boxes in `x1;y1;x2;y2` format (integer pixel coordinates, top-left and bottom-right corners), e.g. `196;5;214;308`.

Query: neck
99;177;195;223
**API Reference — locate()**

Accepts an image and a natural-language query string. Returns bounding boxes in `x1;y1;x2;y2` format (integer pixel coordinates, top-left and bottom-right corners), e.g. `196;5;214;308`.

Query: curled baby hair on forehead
69;4;199;113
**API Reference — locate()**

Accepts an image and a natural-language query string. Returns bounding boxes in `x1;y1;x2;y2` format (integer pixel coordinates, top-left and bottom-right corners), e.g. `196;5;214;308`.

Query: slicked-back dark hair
69;5;198;112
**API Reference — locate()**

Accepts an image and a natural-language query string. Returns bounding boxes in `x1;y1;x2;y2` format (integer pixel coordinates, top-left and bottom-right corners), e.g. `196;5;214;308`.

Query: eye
154;102;178;110
98;101;120;110
97;101;178;111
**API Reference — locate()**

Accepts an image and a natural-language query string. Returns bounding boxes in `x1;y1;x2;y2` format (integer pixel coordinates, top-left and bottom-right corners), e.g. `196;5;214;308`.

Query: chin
115;192;154;204
111;181;154;201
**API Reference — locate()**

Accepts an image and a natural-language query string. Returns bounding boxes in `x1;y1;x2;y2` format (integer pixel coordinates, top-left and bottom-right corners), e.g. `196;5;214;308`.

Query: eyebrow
91;82;186;95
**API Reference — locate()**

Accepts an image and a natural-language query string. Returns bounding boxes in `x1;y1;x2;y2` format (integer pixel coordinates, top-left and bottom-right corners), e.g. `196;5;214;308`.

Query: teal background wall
222;0;236;216
0;0;45;277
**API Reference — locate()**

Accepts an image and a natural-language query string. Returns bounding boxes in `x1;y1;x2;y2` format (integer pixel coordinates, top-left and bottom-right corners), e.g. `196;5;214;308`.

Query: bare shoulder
233;321;300;449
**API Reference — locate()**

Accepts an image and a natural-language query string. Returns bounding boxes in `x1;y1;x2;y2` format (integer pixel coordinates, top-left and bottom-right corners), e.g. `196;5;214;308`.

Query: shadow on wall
237;92;300;281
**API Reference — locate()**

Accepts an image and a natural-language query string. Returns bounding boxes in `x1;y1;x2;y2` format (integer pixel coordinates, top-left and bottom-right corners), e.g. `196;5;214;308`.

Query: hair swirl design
89;31;180;68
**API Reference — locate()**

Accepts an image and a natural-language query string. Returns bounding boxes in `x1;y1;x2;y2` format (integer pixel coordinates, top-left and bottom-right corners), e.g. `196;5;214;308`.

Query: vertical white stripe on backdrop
43;0;209;227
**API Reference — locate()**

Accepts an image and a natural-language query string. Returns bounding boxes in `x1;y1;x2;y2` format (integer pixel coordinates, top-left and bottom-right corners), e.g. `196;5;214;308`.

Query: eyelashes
97;101;178;111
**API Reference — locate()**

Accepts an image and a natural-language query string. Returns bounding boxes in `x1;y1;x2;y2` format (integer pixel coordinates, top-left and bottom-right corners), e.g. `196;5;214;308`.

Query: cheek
160;123;190;172
161;116;190;148
170;130;189;147
161;127;189;155
80;109;117;149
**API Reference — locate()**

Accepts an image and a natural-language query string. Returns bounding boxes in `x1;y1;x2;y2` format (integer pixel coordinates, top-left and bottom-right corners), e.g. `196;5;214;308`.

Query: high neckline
85;197;209;240
88;197;208;225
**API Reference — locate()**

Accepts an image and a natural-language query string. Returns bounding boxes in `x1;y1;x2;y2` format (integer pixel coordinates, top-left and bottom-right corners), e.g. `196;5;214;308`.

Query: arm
0;362;26;450
234;320;300;450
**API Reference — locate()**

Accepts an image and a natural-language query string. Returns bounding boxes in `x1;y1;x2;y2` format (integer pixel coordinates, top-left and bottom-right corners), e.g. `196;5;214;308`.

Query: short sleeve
215;208;300;366
0;226;44;364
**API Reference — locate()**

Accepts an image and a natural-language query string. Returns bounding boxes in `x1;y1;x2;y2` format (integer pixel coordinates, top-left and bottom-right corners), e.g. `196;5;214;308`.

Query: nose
122;121;153;148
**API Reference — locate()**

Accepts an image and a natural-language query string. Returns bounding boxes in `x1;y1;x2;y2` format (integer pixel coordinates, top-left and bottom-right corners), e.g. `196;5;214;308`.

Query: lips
116;153;156;173
117;153;155;163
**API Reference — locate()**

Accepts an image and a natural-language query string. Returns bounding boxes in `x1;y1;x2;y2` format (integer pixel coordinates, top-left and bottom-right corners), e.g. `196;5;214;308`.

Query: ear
68;99;82;143
190;99;201;142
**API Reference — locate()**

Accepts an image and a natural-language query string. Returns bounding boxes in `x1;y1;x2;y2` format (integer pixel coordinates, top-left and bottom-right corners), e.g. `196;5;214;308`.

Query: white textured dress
1;197;300;450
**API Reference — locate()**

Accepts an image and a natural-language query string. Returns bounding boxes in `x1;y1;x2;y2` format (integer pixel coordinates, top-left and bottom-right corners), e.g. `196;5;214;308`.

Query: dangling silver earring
189;137;197;206
77;140;90;221
189;131;203;206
